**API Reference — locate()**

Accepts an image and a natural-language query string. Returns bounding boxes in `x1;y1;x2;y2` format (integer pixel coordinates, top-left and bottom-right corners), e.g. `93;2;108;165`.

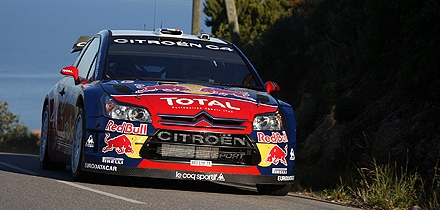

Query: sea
0;64;64;131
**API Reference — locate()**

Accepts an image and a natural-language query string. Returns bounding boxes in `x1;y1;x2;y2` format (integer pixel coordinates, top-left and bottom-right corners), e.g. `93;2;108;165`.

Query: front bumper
83;118;296;185
82;156;294;184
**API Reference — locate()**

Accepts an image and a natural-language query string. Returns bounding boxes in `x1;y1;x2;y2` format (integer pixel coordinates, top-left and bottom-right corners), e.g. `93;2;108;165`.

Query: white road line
0;161;145;205
0;161;39;176
57;180;146;204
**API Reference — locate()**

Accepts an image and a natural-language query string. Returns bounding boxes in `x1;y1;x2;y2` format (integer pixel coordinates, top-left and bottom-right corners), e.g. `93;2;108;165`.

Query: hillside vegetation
241;0;439;207
0;101;39;154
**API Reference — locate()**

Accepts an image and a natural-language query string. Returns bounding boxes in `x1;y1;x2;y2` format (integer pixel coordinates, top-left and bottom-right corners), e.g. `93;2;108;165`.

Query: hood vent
112;84;133;93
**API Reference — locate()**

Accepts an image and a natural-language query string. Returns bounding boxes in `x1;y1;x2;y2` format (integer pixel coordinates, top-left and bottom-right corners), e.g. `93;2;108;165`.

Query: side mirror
265;81;281;95
60;66;80;84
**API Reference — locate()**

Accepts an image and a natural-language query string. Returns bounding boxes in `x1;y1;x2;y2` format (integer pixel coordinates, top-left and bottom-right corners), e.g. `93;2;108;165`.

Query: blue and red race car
39;28;296;196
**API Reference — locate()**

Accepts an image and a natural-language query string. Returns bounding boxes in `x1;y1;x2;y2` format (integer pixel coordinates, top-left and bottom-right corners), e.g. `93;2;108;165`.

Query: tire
71;107;89;182
39;105;66;171
256;184;291;196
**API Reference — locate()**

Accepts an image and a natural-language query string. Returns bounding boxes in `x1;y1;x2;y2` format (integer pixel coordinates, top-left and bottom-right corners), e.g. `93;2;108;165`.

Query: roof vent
155;28;183;35
198;32;210;40
71;36;92;53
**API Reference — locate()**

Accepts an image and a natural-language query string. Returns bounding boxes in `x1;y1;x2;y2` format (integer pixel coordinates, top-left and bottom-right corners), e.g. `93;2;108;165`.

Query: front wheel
256;184;291;196
71;107;89;182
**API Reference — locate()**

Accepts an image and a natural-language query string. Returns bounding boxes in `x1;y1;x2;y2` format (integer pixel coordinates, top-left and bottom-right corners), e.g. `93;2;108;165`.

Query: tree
224;0;241;47
191;0;202;35
0;101;30;146
203;0;293;48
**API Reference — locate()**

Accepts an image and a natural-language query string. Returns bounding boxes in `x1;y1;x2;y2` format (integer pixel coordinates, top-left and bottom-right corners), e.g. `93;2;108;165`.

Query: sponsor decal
102;157;124;165
257;131;288;143
156;130;250;147
198;87;253;101
61;68;73;74
190;160;212;167
107;80;119;84
265;145;288;166
124;134;148;159
290;148;295;161
272;168;288;175
135;84;192;94
85;135;94;148
175;171;225;182
218;151;246;159
277;175;295;182
160;97;240;111
134;84;255;101
84;163;117;172
113;39;234;52
102;133;135;155
105;120;148;135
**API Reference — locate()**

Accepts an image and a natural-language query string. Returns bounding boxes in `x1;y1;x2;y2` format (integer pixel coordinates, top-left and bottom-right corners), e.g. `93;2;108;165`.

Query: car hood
100;80;279;121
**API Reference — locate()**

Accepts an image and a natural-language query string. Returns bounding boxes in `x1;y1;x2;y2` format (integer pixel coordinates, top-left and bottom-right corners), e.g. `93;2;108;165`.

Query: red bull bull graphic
257;131;289;143
265;144;288;166
102;133;135;155
135;84;192;94
105;120;148;135
198;87;254;101
133;84;255;101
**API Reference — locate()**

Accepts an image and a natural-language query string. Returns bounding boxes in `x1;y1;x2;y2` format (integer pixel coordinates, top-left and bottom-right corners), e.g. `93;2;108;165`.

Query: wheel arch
41;97;56;162
76;95;85;110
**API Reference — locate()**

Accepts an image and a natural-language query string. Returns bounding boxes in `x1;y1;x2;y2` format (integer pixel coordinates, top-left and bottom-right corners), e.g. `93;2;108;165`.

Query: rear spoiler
71;36;93;53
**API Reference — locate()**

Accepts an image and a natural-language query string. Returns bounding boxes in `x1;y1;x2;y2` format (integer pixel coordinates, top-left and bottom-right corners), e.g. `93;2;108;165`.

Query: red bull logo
257;131;289;143
135;84;192;94
105;120;148;135
265;145;288;166
102;133;135;155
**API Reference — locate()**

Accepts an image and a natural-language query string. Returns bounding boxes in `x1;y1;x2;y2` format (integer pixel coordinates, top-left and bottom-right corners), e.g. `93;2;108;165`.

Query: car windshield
104;37;260;88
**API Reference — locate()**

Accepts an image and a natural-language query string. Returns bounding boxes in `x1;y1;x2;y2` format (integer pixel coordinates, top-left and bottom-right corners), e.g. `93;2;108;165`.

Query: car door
57;36;101;155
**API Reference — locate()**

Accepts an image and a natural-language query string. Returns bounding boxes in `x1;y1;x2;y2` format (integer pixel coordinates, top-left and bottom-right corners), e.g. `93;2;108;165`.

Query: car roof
72;29;230;53
109;29;228;44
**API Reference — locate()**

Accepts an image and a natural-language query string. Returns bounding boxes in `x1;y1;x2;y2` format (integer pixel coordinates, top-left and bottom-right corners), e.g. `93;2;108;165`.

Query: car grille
139;129;261;165
157;111;247;130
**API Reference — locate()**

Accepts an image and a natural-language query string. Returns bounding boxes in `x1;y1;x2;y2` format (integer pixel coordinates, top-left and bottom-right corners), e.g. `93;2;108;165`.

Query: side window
76;37;100;78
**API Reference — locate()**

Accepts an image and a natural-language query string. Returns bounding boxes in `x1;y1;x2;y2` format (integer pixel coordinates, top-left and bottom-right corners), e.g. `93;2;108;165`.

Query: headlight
252;112;283;131
101;94;152;123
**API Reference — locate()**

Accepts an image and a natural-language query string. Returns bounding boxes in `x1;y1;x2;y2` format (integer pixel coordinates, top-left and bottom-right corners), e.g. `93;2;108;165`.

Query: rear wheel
256;184;291;196
71;107;89;182
39;105;66;171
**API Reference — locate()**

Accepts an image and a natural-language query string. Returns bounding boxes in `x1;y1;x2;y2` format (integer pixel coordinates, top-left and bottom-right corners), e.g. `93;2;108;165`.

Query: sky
0;0;211;130
0;0;211;69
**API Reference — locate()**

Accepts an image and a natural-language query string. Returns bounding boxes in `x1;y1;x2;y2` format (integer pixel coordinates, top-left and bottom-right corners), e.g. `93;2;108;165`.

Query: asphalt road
0;152;360;210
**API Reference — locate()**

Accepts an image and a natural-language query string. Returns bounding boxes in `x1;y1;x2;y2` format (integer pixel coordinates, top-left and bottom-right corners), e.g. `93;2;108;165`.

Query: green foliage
0;101;29;142
203;0;293;48
202;0;440;208
356;159;421;209
242;0;440;188
322;158;422;209
426;157;440;209
0;101;38;154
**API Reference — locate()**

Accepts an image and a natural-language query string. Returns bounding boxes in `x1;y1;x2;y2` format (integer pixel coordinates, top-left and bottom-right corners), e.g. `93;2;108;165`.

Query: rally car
39;28;296;196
